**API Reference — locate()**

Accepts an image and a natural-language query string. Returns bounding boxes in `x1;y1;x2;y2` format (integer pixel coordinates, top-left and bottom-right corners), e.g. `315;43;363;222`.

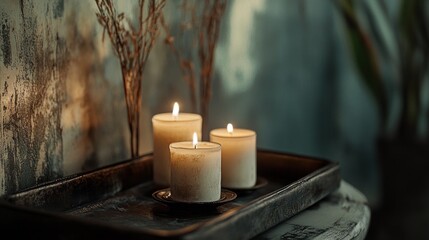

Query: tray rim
0;148;341;239
2;148;336;200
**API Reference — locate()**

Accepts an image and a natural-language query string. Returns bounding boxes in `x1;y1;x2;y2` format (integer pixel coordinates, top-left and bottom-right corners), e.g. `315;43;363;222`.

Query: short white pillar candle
169;133;221;202
152;102;202;186
210;123;257;189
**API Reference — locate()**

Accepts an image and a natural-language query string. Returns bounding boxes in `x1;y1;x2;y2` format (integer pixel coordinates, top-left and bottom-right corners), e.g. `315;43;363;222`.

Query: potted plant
335;0;429;238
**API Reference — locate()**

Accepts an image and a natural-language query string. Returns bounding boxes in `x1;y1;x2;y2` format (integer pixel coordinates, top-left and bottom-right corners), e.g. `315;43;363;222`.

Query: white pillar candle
210;123;257;189
152;102;202;186
169;133;221;202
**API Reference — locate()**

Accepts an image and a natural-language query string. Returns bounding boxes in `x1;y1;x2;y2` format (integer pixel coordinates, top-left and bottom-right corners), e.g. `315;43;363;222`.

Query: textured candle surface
152;113;202;186
169;141;221;202
210;128;256;188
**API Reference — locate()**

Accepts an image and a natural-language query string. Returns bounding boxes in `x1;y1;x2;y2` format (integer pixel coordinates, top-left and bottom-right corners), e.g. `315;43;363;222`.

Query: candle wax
152;113;202;186
210;128;256;189
169;141;221;202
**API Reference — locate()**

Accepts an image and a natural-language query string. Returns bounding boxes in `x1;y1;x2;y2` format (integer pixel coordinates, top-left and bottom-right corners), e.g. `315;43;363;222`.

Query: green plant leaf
363;0;398;63
335;0;388;128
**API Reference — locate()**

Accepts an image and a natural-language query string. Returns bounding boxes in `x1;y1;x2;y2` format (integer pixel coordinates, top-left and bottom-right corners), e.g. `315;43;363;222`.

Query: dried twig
162;0;226;132
198;0;226;127
95;0;166;158
161;1;198;112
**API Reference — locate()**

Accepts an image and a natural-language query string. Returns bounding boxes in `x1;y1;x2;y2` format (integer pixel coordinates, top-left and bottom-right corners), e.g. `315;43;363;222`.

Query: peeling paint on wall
53;0;64;19
0;0;136;195
1;16;12;67
0;0;66;195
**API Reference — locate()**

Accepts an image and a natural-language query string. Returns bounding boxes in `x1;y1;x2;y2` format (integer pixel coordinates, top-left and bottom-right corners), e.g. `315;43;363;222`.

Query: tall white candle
152;102;202;186
210;123;256;189
169;133;221;202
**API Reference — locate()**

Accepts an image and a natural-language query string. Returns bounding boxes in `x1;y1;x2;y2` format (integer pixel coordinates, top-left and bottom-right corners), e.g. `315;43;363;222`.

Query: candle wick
194;144;197;149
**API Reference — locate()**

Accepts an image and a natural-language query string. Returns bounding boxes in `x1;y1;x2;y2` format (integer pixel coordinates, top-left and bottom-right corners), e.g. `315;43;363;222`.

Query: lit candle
210;123;257;189
169;133;221;202
152;102;202;186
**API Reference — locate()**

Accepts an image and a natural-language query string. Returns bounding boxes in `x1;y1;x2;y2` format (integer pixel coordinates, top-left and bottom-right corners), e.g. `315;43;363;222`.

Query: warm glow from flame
193;132;198;148
172;102;179;117
227;123;234;134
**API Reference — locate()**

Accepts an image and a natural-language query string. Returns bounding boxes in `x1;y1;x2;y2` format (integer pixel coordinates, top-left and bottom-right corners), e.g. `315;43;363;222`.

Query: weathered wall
0;0;137;195
1;0;67;194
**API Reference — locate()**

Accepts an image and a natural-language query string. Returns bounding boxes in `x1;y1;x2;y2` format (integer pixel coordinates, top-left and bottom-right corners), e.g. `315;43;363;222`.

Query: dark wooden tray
0;149;340;240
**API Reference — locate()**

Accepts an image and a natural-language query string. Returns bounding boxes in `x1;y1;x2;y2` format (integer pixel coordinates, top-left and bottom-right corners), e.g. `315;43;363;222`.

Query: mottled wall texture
1;0;66;194
0;0;138;195
1;0;385;207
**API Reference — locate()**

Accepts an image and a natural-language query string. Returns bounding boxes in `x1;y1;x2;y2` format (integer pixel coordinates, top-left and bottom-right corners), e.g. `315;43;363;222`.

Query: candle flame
172;102;179;117
192;132;198;149
227;123;234;134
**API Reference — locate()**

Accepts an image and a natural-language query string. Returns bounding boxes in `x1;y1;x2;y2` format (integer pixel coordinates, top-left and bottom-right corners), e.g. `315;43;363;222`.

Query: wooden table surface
252;180;371;240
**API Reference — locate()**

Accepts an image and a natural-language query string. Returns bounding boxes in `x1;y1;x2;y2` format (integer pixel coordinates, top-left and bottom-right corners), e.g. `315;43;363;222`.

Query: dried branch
162;0;227;131
161;0;198;112
95;0;166;158
199;0;226;127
